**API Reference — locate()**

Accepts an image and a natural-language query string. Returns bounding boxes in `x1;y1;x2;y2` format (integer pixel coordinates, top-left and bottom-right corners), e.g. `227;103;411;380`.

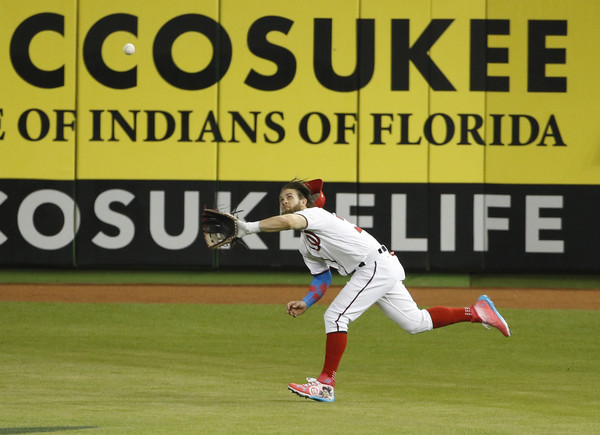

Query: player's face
279;189;307;214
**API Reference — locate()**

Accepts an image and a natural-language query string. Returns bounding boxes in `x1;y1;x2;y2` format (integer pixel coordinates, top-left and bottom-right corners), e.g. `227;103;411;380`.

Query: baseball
123;43;135;55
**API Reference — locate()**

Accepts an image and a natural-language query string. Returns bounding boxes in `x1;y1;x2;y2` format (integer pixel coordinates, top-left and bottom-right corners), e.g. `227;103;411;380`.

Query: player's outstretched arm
259;214;307;232
237;214;307;237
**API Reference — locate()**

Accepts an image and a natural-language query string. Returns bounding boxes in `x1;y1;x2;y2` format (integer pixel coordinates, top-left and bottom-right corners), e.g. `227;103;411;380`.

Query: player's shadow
0;427;98;434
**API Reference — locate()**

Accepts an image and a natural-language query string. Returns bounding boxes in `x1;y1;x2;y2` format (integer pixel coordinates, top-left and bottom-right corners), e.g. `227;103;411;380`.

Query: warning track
0;284;598;309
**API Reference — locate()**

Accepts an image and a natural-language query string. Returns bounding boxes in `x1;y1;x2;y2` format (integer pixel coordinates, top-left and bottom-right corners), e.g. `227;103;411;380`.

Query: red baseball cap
305;179;326;208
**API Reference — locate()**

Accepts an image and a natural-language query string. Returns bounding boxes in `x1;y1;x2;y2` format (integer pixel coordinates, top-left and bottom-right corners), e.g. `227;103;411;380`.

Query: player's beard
281;202;304;215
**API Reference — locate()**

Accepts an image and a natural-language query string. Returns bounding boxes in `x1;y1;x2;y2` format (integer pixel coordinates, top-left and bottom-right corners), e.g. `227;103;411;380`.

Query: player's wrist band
245;221;261;234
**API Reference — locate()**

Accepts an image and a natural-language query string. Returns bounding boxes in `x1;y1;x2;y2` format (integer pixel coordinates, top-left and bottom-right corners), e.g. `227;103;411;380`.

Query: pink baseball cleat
472;295;511;337
288;377;335;402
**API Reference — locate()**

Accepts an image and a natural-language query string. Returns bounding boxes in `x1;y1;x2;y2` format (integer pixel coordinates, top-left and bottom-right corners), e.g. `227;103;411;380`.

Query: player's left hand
286;301;307;318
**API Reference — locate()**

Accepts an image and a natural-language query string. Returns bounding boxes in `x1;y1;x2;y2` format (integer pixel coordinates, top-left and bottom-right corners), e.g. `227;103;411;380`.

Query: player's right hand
286;301;307;318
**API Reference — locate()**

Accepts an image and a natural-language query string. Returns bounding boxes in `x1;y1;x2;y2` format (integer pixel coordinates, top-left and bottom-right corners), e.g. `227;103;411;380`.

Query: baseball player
235;179;510;403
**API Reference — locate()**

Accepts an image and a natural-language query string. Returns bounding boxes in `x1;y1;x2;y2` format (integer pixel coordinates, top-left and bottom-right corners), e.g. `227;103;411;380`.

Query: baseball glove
202;209;239;249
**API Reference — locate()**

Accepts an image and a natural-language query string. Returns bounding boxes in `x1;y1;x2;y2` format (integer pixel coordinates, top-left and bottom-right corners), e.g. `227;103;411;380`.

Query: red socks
317;332;347;386
427;306;475;328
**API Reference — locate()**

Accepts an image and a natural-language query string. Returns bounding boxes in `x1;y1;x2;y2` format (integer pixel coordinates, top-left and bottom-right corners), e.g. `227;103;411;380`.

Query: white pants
324;253;433;334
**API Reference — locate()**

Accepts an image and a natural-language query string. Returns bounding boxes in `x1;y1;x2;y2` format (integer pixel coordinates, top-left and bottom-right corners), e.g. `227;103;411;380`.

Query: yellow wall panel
75;0;218;180
429;0;486;183
218;0;359;183
485;0;600;185
0;0;76;180
358;0;430;183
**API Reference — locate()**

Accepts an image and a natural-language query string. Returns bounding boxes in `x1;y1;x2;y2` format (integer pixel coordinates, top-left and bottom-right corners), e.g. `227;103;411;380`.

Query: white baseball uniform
295;207;433;334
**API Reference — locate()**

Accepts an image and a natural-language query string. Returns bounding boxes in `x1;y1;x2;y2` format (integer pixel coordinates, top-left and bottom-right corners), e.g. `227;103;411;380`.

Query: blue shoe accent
310;394;335;403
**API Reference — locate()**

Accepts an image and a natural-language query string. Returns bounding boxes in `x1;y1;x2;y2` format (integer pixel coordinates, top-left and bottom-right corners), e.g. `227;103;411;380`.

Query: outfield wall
1;0;599;271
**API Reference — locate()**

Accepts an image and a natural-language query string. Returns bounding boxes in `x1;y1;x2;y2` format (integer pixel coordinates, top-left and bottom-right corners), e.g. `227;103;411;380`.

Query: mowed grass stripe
1;269;600;289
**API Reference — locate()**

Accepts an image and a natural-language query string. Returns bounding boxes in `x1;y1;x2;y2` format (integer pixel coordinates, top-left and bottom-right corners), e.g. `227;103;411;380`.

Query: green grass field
1;301;598;434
